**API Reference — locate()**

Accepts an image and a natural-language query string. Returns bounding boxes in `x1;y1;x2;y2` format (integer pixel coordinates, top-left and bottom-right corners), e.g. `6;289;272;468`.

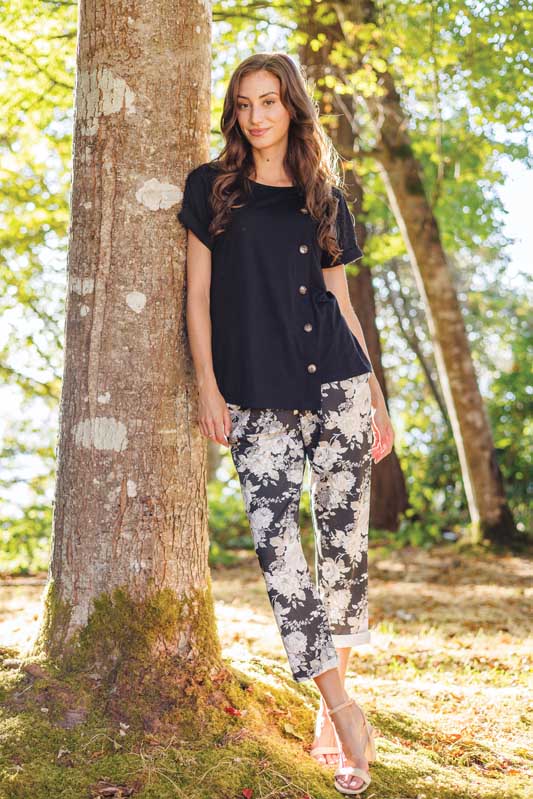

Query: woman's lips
250;128;270;137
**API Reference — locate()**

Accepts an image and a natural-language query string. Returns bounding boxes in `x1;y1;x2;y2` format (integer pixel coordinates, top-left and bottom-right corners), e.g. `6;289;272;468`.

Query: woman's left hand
370;401;395;464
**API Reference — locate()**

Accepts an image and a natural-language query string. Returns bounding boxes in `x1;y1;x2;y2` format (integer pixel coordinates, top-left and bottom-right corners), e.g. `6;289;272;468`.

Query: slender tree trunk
384;259;451;426
320;0;520;548
347;180;409;531
359;49;518;548
298;18;408;532
31;0;223;694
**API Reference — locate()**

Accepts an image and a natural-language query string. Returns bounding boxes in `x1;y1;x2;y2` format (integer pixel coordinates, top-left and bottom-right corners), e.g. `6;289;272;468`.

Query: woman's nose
250;107;265;125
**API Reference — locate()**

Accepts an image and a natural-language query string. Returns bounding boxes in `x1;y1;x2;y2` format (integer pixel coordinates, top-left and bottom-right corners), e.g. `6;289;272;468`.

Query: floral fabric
227;373;373;682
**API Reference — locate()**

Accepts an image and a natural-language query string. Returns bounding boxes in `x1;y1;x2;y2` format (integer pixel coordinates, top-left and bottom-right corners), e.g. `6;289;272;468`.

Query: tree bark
31;0;223;686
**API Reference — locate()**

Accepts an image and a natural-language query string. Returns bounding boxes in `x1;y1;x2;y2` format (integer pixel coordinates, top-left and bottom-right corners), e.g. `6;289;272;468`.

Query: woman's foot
328;696;371;793
310;697;339;765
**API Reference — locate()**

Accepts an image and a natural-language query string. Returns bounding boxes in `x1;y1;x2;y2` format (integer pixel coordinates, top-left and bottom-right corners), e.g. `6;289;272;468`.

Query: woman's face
236;70;291;150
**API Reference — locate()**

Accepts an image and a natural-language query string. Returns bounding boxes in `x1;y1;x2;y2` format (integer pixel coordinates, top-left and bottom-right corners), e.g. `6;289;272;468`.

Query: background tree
297;19;409;531
283;0;529;547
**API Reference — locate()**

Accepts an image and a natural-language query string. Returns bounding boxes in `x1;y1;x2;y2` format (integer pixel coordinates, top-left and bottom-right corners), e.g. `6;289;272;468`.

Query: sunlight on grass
1;545;531;797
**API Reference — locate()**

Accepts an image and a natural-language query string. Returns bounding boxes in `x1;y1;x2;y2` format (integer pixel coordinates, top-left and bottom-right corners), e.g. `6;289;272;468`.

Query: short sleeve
177;165;214;251
321;188;363;268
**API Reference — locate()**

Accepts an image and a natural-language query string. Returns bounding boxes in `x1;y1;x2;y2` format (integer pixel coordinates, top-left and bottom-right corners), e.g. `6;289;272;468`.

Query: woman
178;52;394;796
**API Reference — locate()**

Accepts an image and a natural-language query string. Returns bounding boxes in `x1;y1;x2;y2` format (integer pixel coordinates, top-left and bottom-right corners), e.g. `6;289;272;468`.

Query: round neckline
247;177;297;190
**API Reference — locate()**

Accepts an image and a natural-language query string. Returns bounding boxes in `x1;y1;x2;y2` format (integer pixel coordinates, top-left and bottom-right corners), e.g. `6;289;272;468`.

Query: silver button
299;244;309;254
300;207;309;214
304;322;313;332
307;363;317;373
298;285;307;294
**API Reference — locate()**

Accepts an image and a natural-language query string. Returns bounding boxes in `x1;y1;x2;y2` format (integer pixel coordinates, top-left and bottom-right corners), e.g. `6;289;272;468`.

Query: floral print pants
226;373;373;683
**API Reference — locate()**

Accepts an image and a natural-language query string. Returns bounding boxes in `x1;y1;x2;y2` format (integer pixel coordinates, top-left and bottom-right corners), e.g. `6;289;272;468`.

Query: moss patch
25;578;225;730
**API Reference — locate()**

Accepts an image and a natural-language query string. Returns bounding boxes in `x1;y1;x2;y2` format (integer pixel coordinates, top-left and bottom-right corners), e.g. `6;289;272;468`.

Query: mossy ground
1;543;531;798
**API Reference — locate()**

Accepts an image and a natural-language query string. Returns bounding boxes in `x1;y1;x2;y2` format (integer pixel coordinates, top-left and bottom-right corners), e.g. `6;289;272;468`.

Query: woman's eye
237;100;275;110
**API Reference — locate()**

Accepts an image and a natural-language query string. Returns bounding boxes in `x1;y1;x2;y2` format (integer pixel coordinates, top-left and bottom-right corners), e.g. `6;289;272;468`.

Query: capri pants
226;372;373;683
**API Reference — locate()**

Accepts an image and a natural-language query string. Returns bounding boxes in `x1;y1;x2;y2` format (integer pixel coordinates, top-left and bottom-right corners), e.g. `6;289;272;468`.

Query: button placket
297;228;317;376
297;283;315;369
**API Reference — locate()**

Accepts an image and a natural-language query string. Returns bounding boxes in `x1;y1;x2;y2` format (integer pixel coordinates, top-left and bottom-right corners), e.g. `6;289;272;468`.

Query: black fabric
320;188;363;268
177;162;372;411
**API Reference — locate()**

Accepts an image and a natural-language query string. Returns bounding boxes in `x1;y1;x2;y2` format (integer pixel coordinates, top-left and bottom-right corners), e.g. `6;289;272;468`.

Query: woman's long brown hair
207;52;355;266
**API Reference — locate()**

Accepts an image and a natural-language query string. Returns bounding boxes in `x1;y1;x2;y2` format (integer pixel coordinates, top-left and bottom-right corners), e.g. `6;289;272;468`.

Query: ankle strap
328;697;354;717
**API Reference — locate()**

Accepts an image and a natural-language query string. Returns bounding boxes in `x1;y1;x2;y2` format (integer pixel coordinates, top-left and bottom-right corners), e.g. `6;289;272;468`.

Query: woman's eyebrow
237;91;279;99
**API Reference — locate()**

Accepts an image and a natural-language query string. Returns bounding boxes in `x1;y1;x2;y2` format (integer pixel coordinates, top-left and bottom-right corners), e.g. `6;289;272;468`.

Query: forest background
1;0;531;571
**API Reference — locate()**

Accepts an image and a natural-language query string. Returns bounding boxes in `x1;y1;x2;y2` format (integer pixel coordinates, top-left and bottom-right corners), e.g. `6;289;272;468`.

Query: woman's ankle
330;703;367;763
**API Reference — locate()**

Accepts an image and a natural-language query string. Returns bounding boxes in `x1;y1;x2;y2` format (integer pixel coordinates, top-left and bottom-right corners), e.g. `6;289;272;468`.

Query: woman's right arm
185;228;232;447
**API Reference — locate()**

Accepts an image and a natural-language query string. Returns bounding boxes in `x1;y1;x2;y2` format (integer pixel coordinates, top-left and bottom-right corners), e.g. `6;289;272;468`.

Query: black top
177;162;372;411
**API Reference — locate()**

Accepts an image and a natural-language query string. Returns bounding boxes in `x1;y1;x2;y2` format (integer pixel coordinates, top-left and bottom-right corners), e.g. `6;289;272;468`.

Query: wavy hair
207;52;354;266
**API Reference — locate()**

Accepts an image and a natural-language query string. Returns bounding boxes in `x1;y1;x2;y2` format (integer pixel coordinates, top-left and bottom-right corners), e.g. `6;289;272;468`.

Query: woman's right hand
197;387;233;447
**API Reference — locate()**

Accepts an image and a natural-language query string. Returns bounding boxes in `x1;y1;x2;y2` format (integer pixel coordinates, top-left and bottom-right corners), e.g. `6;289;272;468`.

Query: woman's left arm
323;265;395;463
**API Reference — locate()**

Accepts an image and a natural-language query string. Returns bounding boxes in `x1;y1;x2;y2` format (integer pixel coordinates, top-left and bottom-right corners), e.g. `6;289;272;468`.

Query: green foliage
395;434;468;548
381;0;532;143
472;290;532;530
0;502;51;574
207;463;254;561
207;455;316;567
0;0;75;571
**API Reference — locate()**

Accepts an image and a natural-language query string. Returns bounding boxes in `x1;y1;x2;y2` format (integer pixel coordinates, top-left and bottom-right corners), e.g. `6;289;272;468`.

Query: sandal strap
310;745;339;756
335;766;370;781
328;697;354;717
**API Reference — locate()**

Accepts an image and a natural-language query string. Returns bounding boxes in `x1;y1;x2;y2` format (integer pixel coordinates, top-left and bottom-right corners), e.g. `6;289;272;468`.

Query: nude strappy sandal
310;703;340;764
310;743;340;763
328;695;377;795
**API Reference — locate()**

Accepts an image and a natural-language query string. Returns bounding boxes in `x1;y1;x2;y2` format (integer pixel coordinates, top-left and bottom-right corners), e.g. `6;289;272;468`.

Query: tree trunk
360;50;518;548
347;180;409;531
31;0;223;696
298;20;409;532
322;0;520;548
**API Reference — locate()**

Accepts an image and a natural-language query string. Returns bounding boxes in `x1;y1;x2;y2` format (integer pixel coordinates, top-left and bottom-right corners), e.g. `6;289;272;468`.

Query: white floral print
227;373;373;682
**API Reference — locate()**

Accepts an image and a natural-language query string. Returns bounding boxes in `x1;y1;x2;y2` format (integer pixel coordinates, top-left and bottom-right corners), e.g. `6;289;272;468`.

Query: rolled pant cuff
331;630;371;647
294;656;340;683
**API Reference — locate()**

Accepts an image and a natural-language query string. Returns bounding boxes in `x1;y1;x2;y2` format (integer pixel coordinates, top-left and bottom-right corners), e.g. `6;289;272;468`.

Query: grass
0;543;531;798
